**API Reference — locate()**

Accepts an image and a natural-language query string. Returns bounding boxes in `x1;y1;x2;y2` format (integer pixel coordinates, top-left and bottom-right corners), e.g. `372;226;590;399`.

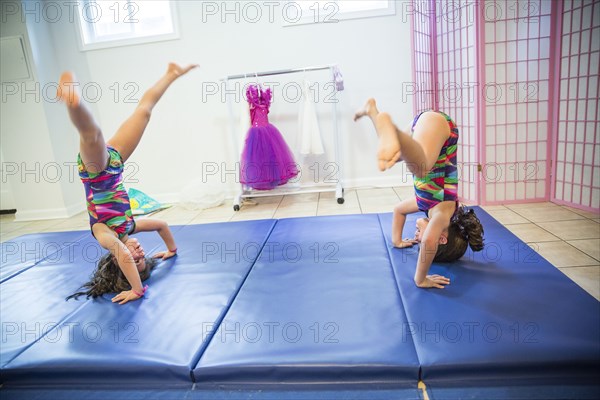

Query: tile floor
1;188;599;300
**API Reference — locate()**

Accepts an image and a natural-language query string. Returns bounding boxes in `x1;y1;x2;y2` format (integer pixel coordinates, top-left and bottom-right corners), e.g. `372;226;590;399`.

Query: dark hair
66;253;157;300
434;206;484;262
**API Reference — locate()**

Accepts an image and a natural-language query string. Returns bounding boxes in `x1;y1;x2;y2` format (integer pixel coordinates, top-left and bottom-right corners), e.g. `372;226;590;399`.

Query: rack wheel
337;197;345;204
233;205;240;211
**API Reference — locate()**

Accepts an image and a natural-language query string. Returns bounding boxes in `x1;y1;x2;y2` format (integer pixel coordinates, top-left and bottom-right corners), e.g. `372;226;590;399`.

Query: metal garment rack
222;64;344;211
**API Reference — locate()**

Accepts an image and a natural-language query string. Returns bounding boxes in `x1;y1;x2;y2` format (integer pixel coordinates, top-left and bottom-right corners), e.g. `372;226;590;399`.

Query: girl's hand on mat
111;290;141;305
395;239;419;248
416;275;450;289
152;250;177;260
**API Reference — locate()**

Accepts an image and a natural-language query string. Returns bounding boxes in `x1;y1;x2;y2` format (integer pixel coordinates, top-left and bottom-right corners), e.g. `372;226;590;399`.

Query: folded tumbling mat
1;221;275;385
1;210;599;399
193;214;421;387
379;208;600;388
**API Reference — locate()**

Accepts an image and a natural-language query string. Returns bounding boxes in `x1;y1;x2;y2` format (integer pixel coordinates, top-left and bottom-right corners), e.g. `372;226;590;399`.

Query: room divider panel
411;0;597;210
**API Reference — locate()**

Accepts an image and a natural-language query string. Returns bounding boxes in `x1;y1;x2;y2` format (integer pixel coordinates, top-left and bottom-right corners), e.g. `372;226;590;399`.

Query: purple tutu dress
240;84;299;190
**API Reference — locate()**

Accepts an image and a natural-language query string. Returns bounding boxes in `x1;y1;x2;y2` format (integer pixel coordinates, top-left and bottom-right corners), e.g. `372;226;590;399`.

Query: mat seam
187;219;280;383
375;213;424;384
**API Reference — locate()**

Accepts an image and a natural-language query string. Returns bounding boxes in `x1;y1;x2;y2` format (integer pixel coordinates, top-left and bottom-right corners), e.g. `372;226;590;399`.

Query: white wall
1;0;415;219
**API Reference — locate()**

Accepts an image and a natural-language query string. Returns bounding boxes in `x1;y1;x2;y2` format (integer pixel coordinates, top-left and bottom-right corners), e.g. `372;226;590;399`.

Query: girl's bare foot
375;112;402;171
353;98;378;122
57;72;80;107
167;63;199;78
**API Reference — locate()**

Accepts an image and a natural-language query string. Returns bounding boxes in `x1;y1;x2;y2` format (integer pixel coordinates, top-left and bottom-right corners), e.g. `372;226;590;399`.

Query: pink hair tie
132;285;148;298
169;248;177;253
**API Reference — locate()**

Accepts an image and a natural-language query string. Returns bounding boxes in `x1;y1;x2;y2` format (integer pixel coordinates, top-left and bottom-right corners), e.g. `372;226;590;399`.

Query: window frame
74;0;180;52
282;0;396;27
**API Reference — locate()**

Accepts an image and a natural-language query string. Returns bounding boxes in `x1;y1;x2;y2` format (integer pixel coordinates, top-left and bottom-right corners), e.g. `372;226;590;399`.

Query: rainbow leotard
411;111;459;214
78;146;134;238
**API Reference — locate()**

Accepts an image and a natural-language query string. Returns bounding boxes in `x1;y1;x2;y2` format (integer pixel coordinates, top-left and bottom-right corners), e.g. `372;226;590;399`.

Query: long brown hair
66;253;156;300
434;206;484;262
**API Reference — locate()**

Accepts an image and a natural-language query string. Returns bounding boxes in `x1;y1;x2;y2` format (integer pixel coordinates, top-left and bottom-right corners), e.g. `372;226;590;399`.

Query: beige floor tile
38;223;84;234
558;266;600;301
505;223;560;243
1;230;26;242
317;190;361;216
359;202;398;214
505;202;559;210
316;206;362;216
537;220;600;240
229;212;276;222
393;186;414;200
229;203;278;221
481;205;509;212
0;219;35;234
200;204;237;219
12;219;65;234
241;195;284;205
279;193;319;205
529;241;598;268
275;198;318;218
485;209;530;224
318;189;358;205
145;205;201;225
508;204;586;223
276;201;319;213
566;239;600;261
357;187;400;202
357;188;400;214
50;217;92;232
560;206;600;220
274;208;318;219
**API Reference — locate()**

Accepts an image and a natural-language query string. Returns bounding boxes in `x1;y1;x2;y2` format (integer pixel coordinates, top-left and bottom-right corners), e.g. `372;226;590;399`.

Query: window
283;0;396;26
76;1;178;51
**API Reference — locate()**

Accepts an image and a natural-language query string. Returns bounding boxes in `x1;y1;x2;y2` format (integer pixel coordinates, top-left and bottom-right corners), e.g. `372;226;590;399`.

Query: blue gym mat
379;209;600;387
1;220;275;385
1;210;599;399
194;214;420;387
0;230;88;283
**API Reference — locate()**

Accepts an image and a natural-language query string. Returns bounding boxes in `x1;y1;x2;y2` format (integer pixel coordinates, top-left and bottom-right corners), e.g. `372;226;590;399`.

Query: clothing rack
223;64;344;211
223;64;334;81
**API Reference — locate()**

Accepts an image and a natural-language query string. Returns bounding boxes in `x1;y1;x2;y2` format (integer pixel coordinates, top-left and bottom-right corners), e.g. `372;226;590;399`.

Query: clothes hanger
255;72;262;100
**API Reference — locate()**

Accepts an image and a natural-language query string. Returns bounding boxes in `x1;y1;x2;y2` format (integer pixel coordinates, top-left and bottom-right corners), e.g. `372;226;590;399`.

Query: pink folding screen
552;0;600;211
480;0;555;204
411;0;479;204
435;0;479;203
411;0;436;114
411;0;597;210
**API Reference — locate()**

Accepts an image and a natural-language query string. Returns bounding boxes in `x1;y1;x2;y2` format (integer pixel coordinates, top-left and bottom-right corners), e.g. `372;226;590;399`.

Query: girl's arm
392;196;419;248
93;225;145;304
414;206;453;289
134;218;177;259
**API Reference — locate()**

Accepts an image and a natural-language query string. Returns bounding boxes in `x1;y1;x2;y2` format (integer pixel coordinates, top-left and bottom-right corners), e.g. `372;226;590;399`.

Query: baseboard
342;175;414;189
15;208;71;222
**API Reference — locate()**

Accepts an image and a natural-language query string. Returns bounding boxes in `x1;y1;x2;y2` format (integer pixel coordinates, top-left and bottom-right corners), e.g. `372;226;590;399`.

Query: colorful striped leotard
411;111;459;215
78;146;134;239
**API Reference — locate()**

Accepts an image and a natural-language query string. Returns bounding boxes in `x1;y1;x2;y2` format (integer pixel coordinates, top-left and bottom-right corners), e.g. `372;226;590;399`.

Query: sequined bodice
246;84;271;128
